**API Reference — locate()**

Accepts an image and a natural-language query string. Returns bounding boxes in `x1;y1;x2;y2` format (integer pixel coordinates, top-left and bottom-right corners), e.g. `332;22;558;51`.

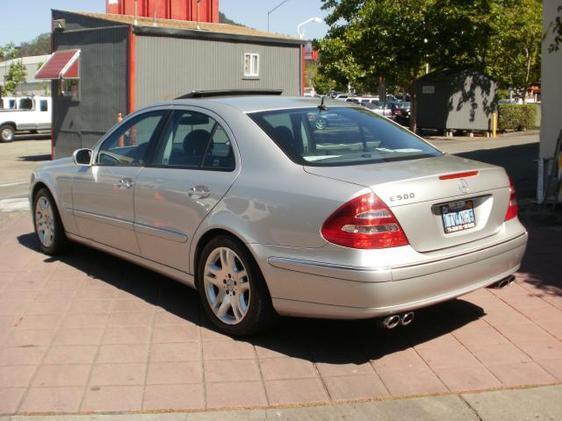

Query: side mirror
72;148;92;166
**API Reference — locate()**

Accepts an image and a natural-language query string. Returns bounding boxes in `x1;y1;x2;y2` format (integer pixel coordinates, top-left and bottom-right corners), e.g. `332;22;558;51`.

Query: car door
133;108;239;272
72;109;168;254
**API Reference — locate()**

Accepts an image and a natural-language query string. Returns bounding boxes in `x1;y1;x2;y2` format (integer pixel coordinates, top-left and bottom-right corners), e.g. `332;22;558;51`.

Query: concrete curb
5;384;562;421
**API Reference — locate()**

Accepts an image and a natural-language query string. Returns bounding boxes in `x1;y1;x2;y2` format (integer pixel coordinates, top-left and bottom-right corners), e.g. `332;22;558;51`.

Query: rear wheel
0;124;15;142
197;235;276;336
33;188;67;255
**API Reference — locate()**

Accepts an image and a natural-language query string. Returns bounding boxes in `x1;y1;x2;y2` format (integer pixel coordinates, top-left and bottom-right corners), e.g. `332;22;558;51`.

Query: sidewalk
0;210;561;416
2;385;561;420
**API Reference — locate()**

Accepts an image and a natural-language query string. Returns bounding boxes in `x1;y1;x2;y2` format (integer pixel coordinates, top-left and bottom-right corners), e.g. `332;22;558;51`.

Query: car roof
168;96;355;113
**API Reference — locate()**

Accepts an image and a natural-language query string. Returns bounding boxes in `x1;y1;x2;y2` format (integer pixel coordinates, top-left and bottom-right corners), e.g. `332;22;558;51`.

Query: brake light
504;176;519;221
439;171;479;180
321;193;409;249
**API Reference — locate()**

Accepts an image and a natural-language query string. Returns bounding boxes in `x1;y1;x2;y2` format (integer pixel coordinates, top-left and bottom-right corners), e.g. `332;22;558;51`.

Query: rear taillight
321;193;409;249
504;176;519;221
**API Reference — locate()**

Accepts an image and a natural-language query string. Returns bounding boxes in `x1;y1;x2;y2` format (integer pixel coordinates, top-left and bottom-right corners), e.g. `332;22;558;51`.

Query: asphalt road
0;136;50;208
428;131;540;199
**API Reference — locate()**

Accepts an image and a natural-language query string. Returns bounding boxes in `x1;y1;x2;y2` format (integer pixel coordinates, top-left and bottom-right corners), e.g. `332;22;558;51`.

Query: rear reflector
321;193;409;249
504;176;519;221
439;171;479;180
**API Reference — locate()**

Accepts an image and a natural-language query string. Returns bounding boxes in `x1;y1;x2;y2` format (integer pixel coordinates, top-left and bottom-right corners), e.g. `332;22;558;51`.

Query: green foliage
219;12;244;26
19;33;51;57
317;0;543;128
0;43;18;61
484;0;542;98
498;103;538;131
3;60;27;95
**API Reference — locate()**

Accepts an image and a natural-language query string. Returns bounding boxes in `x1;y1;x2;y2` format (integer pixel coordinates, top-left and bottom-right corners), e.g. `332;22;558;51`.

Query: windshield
249;107;442;167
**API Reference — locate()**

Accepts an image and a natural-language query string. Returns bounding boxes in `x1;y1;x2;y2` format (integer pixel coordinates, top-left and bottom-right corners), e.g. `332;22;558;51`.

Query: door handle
187;185;210;199
113;177;135;190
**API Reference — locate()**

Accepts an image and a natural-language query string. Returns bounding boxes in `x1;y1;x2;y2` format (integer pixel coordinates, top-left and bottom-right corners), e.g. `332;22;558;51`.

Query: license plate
440;200;476;233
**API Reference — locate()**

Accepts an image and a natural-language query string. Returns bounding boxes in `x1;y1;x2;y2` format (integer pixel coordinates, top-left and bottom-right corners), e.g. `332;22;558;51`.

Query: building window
243;53;260;78
57;79;80;100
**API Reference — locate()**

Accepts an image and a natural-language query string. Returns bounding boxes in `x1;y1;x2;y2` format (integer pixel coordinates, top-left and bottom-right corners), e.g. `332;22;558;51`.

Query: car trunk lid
305;154;511;252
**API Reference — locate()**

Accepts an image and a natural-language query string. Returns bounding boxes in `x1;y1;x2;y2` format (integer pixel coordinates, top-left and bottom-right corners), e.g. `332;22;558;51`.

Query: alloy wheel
35;196;55;248
203;246;251;325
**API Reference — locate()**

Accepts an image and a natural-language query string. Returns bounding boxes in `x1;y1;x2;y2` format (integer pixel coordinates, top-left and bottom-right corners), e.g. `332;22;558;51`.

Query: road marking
0;181;28;188
0;198;30;212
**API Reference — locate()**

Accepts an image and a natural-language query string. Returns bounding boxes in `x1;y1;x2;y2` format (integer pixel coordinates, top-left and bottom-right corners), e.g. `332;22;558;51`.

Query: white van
0;96;51;142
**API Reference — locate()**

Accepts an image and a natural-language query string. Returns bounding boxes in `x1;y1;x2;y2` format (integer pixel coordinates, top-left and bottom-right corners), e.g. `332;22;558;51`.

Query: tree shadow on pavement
456;142;538;199
18;232;486;365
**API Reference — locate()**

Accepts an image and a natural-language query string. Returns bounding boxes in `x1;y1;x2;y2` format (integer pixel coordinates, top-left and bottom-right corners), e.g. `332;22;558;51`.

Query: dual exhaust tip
381;275;516;329
491;275;516;289
382;312;414;329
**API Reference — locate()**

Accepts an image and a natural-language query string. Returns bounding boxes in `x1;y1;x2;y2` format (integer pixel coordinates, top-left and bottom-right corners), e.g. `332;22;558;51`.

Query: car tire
197;235;277;337
32;187;67;255
0;124;15;142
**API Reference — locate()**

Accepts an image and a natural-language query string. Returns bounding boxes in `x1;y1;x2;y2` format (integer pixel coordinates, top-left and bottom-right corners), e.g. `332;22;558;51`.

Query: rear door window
152;110;235;171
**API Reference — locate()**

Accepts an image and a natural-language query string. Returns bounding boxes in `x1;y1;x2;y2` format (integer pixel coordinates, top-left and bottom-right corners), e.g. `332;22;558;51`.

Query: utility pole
267;0;291;32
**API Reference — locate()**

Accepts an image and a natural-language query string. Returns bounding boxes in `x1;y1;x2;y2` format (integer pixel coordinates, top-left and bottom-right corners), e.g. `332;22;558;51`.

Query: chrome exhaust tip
492;275;516;289
382;314;401;329
401;312;415;326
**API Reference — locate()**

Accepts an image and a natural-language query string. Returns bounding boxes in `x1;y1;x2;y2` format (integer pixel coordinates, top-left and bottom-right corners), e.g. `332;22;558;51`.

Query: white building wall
539;0;562;202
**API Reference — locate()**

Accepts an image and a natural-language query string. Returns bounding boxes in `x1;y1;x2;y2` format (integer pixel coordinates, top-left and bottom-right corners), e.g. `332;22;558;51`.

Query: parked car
360;97;380;105
363;100;395;117
391;101;411;126
303;87;316;97
0;96;52;142
30;94;527;336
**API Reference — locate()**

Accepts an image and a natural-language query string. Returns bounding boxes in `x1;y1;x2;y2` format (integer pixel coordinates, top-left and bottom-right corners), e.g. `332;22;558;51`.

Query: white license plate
440;200;476;233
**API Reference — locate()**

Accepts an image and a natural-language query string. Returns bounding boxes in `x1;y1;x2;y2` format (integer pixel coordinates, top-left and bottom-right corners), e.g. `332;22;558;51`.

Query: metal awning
35;49;80;80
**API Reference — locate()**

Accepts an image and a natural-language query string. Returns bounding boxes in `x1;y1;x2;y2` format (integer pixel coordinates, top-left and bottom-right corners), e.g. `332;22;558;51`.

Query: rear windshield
249;107;441;167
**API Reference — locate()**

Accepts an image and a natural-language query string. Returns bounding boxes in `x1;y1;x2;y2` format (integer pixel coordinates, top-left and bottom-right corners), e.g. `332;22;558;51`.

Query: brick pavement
0;212;561;415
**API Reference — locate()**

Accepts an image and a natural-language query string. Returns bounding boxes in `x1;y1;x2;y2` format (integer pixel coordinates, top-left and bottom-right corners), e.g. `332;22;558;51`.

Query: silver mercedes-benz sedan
30;93;527;336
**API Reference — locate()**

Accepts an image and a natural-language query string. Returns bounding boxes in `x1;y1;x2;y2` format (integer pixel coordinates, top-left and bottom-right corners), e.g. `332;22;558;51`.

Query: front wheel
197;236;276;336
33;188;67;255
0;124;15;142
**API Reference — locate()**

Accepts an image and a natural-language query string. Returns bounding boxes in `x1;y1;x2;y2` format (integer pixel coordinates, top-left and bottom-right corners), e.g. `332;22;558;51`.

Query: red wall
106;0;219;23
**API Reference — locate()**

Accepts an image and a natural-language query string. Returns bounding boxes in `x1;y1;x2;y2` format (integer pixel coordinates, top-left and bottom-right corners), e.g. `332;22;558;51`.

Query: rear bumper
255;228;527;319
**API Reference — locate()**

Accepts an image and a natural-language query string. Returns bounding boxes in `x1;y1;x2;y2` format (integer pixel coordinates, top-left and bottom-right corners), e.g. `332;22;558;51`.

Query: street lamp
297;17;323;39
267;0;291;32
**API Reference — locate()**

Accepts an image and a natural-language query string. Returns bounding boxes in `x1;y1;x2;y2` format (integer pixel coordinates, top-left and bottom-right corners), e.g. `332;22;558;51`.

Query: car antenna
318;95;328;111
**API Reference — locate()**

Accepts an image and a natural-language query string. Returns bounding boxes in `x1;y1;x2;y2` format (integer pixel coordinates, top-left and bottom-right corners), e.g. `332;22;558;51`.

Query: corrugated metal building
37;10;304;158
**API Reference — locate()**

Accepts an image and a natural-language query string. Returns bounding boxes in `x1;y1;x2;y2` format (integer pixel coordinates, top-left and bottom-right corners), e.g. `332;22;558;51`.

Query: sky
0;0;330;46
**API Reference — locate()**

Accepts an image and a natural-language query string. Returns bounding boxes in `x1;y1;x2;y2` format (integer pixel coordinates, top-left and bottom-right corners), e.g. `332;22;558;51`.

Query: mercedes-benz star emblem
458;179;470;194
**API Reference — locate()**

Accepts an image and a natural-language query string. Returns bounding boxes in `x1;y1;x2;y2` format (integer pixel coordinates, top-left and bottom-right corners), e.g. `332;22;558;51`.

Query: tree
18;33;51;57
317;0;543;129
318;0;456;131
0;44;26;96
3;61;27;96
483;0;542;102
